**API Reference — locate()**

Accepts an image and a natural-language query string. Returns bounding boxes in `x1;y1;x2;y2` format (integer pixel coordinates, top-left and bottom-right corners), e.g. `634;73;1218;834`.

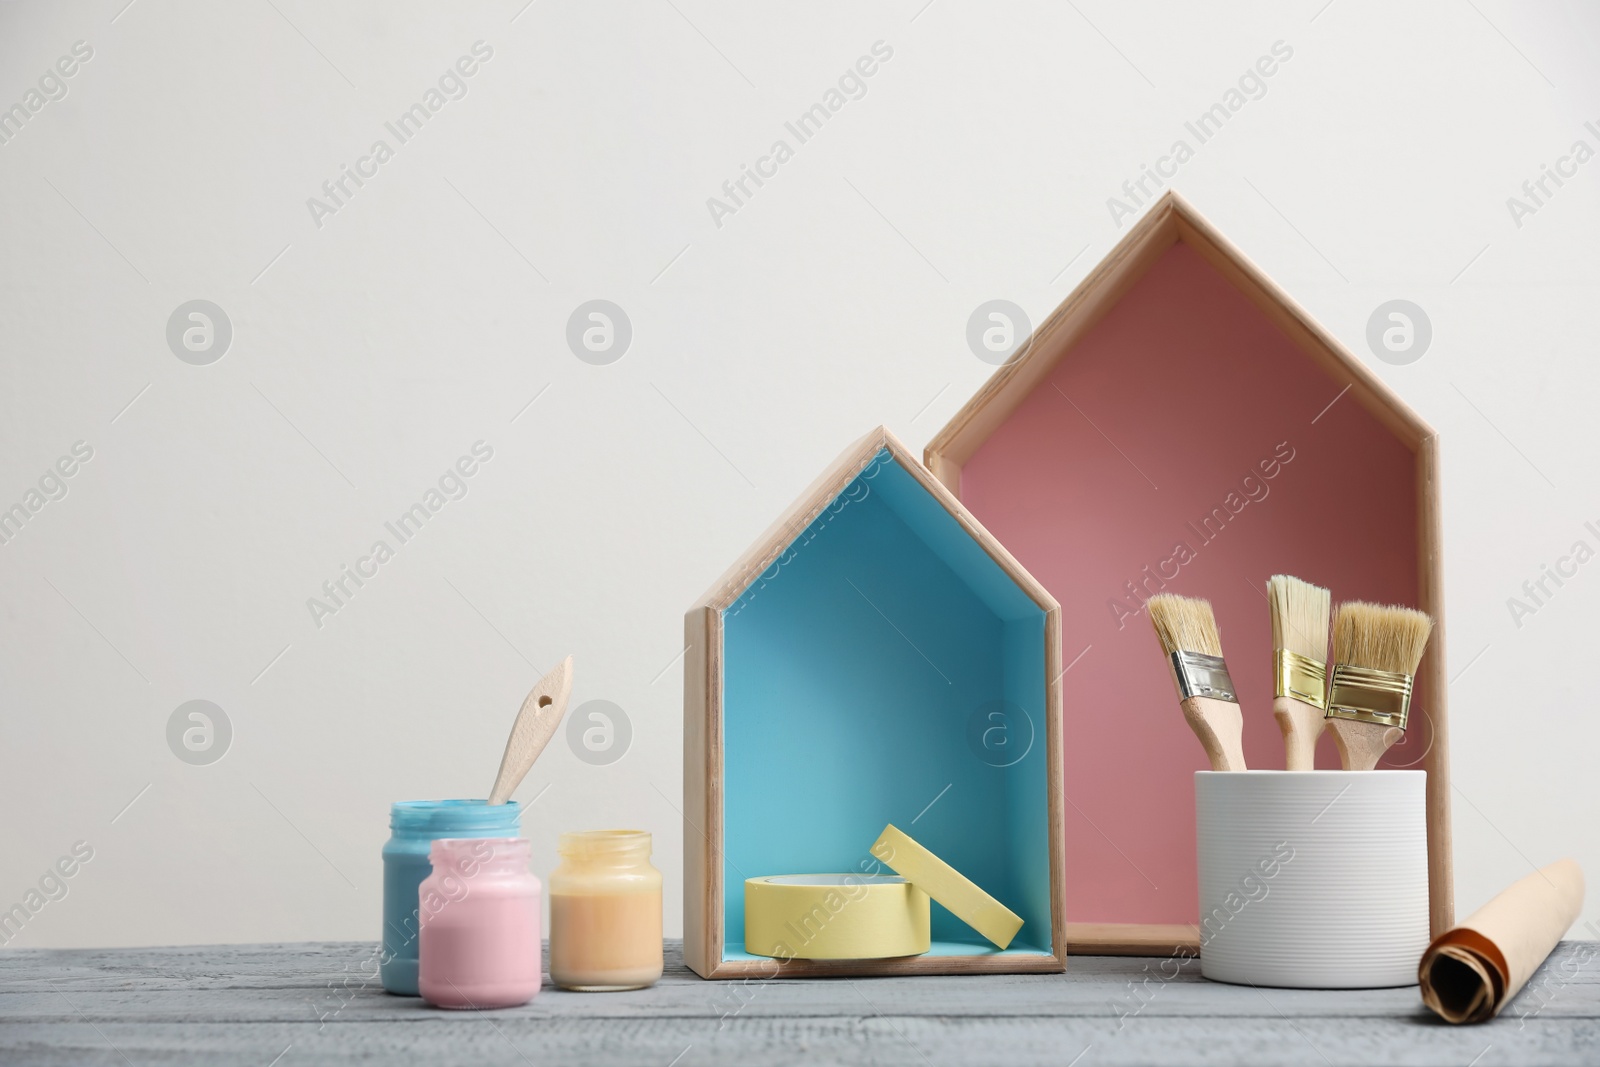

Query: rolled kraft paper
744;875;930;960
1419;859;1585;1024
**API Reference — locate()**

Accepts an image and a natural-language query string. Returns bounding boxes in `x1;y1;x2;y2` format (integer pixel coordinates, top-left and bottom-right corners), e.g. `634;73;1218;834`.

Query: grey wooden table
3;940;1597;1066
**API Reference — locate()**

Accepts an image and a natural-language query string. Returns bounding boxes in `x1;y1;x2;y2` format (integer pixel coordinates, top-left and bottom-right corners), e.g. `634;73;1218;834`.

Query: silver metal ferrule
1169;650;1238;703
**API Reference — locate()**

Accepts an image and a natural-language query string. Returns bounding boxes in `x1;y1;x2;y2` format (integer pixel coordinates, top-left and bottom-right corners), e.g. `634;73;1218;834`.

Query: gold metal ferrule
1326;663;1413;730
1274;649;1328;710
1169;651;1238;704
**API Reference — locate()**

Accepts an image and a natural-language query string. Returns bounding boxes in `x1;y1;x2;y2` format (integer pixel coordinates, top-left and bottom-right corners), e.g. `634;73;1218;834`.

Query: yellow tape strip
870;824;1023;950
743;875;930;960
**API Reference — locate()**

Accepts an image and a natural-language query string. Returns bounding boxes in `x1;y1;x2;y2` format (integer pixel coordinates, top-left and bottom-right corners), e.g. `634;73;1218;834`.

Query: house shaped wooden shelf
925;190;1451;956
684;427;1066;978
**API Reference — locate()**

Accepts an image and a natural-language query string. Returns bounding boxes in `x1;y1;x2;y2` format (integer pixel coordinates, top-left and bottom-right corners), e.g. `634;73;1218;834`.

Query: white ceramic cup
1194;770;1429;989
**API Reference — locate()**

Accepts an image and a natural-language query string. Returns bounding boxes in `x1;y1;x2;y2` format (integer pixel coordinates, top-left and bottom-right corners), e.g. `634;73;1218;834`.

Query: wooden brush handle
488;655;575;805
1326;717;1402;772
1181;696;1247;772
1273;695;1325;772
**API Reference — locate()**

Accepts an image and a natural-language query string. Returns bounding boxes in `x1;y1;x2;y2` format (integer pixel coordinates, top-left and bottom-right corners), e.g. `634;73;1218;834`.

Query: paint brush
1148;594;1246;772
1268;575;1330;771
1326;602;1433;771
488;656;574;805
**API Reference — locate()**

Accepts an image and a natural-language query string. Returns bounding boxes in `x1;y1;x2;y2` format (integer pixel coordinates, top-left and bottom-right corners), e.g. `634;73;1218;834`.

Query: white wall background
2;0;1597;950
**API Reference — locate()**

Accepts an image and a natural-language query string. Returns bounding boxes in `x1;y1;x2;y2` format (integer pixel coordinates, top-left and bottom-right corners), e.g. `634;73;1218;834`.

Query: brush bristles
1333;601;1434;676
1268;575;1330;661
1147;594;1224;658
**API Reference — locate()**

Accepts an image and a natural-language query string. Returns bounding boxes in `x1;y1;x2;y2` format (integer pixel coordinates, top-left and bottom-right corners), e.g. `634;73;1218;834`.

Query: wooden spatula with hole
488;655;574;805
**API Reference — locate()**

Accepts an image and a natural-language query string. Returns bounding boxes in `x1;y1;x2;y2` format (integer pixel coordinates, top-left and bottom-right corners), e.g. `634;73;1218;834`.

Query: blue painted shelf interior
722;450;1052;960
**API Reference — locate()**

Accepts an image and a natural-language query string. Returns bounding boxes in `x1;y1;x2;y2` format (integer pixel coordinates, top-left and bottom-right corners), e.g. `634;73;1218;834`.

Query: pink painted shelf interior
954;240;1430;930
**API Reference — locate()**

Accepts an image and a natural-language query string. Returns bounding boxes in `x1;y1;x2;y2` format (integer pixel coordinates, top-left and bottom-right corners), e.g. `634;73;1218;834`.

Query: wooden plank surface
3;941;1596;1065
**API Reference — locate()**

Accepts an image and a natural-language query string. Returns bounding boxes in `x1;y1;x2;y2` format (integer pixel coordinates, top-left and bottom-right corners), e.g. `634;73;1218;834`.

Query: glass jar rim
429;835;528;852
558;829;652;857
428;836;531;861
389;799;522;835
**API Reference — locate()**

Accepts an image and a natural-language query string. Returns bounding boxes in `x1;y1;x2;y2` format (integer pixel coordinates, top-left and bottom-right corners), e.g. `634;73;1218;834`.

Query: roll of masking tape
744;875;930;960
870;824;1023;950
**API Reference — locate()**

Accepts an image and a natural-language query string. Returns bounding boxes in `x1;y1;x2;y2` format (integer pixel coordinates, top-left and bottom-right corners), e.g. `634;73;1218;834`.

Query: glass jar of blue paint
381;799;522;995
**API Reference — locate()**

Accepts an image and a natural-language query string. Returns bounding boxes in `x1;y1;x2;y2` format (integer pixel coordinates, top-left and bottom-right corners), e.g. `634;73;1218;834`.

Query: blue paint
722;452;1052;960
380;799;521;995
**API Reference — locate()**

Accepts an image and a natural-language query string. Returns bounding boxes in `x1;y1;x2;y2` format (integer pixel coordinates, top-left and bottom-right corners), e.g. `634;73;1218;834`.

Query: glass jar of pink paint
417;837;541;1009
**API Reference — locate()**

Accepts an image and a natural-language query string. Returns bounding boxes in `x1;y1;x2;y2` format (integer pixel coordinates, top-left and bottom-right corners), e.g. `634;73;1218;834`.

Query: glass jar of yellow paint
548;830;663;991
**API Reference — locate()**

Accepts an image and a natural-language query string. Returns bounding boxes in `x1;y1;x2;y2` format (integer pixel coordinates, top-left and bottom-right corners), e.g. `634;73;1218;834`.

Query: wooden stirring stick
488;656;575;805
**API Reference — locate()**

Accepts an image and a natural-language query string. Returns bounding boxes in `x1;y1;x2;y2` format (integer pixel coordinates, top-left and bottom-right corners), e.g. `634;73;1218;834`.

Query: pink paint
960;242;1423;926
418;837;541;1009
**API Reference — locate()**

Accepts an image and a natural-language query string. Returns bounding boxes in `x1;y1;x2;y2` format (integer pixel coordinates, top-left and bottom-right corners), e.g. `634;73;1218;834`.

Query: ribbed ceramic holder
1194;770;1429;989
